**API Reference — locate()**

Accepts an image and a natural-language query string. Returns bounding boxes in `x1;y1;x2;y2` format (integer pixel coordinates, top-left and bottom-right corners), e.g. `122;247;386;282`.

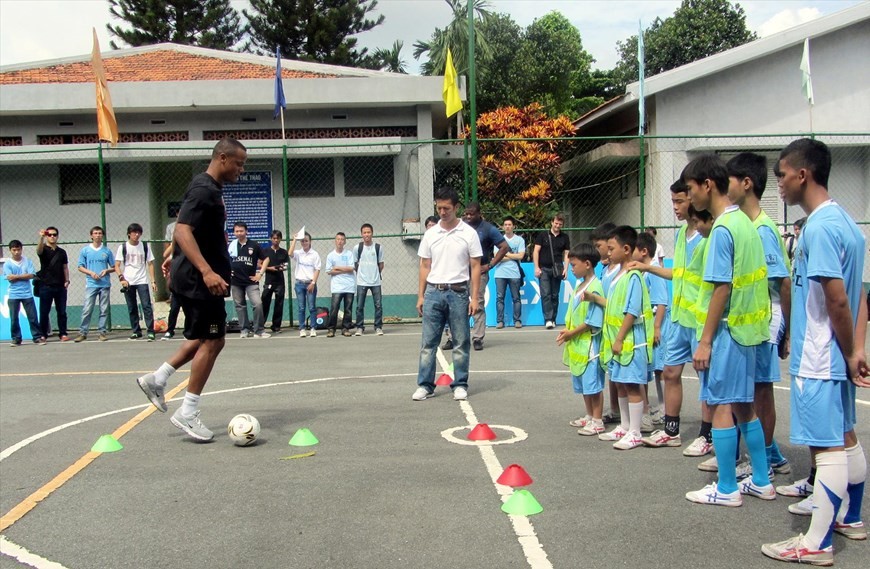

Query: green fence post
283;143;293;329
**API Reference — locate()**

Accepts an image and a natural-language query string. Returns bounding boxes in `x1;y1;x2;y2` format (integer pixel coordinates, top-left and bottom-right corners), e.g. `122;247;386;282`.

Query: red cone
467;423;497;441
497;464;533;487
435;373;453;386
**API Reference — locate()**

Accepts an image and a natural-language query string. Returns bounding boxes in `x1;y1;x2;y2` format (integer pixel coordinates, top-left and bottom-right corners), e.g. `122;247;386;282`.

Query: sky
0;0;864;72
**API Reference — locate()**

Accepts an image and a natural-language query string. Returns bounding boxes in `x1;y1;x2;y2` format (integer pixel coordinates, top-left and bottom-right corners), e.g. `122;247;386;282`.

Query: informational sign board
223;171;273;241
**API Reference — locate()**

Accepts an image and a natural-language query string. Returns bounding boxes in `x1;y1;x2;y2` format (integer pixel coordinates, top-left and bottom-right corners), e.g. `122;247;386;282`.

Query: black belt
428;282;467;291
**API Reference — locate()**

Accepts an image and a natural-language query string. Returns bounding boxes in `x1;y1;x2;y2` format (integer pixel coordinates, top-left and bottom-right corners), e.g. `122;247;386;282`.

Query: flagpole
637;20;646;228
280;107;286;141
467;0;478;202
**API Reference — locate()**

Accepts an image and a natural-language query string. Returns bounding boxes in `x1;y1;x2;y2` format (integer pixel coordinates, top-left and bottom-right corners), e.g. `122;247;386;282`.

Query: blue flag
274;48;286;119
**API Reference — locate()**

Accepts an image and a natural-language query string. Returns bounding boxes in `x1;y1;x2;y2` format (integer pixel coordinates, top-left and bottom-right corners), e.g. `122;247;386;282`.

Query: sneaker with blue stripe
740;479;776;500
686;483;743;507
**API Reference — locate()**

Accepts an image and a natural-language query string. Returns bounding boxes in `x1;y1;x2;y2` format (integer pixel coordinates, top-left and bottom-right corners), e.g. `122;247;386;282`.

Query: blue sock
738;419;770;487
843;482;865;524
712;426;739;493
767;440;786;467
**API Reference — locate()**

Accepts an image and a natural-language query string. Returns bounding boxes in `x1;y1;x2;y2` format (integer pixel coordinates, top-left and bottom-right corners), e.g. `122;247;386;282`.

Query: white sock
153;362;176;387
837;442;867;524
628;401;644;435
180;392;201;418
805;451;848;551
617;396;629;430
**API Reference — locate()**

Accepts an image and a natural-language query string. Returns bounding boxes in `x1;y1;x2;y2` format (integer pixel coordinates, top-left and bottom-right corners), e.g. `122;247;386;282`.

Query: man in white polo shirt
413;187;483;401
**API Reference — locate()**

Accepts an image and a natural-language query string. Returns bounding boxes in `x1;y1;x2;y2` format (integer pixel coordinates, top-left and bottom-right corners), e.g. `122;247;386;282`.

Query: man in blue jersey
762;139;869;565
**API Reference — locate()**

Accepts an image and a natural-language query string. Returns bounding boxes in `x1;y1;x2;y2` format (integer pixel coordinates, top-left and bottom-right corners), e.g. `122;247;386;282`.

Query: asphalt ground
0;326;867;569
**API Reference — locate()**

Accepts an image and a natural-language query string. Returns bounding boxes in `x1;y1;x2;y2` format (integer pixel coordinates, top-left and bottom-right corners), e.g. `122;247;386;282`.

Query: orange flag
91;28;118;146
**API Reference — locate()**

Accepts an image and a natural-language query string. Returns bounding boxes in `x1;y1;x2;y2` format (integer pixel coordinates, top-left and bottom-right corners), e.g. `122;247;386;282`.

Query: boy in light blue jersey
75;226;115;342
493;216;526;329
588;222;621;426
727;153;792;478
762;139;868;565
3;240;46;346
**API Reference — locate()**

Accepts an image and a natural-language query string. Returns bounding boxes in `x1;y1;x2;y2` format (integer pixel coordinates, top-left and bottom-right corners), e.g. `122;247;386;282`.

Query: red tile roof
0;50;336;85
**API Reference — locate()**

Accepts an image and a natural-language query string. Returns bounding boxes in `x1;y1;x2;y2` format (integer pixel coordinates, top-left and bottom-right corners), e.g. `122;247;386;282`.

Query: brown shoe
342;330;352;337
99;333;109;341
74;334;87;343
496;322;504;329
326;330;335;338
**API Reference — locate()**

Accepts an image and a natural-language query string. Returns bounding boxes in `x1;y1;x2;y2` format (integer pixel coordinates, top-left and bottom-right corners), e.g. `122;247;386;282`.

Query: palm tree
413;0;492;76
372;40;408;73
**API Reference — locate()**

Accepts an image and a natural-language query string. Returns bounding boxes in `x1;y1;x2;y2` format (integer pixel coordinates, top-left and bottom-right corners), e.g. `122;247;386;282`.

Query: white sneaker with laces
683;436;713;457
376;328;384;336
776;477;813;498
761;534;833;566
613;430;643;450
642;430;682;447
300;329;307;338
453;387;468;401
170;408;214;441
254;331;271;338
735;460;753;481
685;483;743;507
788;495;814;516
411;387;433;401
578;421;605;436
598;425;627;441
569;415;591;428
833;520;867;540
640;414;655;433
740;479;776;500
650;408;665;425
310;329;317;338
355;329;363;336
545;321;555;329
136;373;167;413
697;456;719;472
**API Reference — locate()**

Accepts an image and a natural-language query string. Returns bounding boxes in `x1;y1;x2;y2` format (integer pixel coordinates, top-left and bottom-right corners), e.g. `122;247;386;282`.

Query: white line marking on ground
0;535;70;569
441;424;528;446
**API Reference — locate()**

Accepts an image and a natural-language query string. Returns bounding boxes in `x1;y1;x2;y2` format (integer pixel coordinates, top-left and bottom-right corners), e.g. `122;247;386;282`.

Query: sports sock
838;443;867;524
664;415;680;437
712;426;739;494
767;439;786;465
734;415;742;461
808;467;817;486
153;362;176;387
628;401;644;435
804;451;847;551
180;392;201;418
699;421;713;444
617;396;629;430
738;419;770;487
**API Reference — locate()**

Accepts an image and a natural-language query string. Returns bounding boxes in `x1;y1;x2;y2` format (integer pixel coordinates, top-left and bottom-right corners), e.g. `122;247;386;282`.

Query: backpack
355;242;382;277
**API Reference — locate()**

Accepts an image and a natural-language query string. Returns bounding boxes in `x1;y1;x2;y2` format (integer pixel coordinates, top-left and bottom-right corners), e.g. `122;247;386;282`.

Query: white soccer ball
227;413;261;446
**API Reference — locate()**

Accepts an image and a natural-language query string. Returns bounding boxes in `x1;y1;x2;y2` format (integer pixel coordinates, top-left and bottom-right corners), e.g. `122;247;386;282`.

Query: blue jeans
295;281;317;329
355;285;383;330
80;287;109;335
123;284;154;335
8;297;41;342
232;284;264;334
38;284;68;338
328;292;354;331
417;285;470;392
496;277;522;324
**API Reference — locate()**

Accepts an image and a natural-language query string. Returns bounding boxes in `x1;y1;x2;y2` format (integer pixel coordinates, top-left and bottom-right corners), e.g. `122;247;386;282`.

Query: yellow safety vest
753;210;792;274
685;238;710;330
671;225;706;328
694;208;771;346
601;270;654;366
563;277;604;375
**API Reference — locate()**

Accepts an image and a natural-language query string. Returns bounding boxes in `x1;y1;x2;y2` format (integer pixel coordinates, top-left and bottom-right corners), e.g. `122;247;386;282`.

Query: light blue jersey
601;263;621;296
790;201;865;381
493;234;525;279
77;244;115;289
685;230;702;266
3;256;36;299
645;264;671;372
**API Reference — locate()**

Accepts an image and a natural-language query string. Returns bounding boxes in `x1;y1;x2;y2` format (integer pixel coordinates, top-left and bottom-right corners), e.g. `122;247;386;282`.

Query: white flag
800;38;814;106
295;226;306;240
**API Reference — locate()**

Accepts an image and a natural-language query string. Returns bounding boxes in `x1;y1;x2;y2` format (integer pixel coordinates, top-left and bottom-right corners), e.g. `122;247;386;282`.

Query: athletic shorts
789;376;845;447
572;360;605;395
698;322;755;405
179;295;227;340
754;342;781;383
843;380;857;434
609;350;650;385
664;322;695;367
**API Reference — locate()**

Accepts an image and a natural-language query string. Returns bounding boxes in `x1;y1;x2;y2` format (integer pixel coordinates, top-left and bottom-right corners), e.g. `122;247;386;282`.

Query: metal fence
1;133;867;332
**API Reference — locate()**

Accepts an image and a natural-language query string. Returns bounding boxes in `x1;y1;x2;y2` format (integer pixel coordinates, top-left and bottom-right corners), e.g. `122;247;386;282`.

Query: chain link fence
1;133;867;333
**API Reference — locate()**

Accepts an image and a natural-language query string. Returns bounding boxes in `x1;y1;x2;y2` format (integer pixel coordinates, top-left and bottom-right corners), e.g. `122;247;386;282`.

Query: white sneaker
776;477;813;498
578;421;605;436
300;329;307;338
740;479;776;500
642;430;682;448
169;408;214;441
833;520;867;540
310;329;317;338
355;329;363;336
453;387;468;401
613;430;643;450
569;415;591;428
254;331;271;338
735;459;753;481
788;495;814;516
240;331;250;339
761;534;833;566
685;483;743;507
650;408;665;425
411;387;433;401
376;328;384;336
698;456;719;472
683;436;713;457
598;425;627;441
136;373;167;413
640;414;654;433
545;321;555;329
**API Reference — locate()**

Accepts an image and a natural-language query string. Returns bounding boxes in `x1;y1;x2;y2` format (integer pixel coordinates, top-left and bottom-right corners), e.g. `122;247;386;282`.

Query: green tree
244;0;385;66
613;0;756;88
475;13;524;113
413;0;493;76
107;0;244;50
369;40;408;73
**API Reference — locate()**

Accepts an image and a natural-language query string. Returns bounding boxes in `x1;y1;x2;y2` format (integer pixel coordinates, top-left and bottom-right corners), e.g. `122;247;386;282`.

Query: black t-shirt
37;246;68;286
263;246;289;286
534;230;570;268
230;239;266;287
170;173;232;299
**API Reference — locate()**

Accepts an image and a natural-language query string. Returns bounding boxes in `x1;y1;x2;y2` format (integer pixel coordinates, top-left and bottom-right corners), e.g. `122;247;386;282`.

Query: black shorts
178;295;227;340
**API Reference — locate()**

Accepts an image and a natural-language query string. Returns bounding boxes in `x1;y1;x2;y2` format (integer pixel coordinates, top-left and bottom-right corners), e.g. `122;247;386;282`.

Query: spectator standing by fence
75;226;114;342
35;226;70;341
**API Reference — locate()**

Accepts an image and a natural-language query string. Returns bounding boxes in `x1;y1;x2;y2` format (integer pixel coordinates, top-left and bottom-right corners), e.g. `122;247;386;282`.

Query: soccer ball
154;319;168;333
227;413;261;446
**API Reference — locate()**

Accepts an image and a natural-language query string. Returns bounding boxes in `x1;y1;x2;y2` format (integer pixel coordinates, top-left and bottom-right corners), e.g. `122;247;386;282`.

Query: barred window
344;156;394;197
59;164;112;204
288;158;334;197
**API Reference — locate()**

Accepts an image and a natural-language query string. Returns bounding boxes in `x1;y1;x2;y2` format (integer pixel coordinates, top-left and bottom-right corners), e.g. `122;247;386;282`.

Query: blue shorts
754;342;781;383
698;323;755;405
653;318;670;372
843;380;857;433
609;350;650;385
664;322;694;367
789;376;845;447
572;361;605;395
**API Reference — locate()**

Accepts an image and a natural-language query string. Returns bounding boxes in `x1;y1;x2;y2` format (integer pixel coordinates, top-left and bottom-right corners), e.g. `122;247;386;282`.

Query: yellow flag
91;28;118;146
442;48;462;118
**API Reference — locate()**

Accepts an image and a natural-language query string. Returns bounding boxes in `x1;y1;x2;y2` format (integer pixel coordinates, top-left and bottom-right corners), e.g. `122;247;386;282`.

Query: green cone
91;434;123;453
288;428;319;446
501;489;543;516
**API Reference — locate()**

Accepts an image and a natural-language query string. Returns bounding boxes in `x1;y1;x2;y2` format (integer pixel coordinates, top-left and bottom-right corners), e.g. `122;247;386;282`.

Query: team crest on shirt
247;247;254;255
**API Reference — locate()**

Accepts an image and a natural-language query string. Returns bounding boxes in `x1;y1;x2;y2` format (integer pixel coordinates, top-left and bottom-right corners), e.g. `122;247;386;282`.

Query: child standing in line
558;244;606;436
3;240;46;346
598;226;654;450
586;222;620;427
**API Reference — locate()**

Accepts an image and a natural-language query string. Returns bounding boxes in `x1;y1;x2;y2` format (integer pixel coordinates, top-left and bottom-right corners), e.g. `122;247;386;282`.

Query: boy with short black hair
3;240;45;346
115;222;157;341
75;226;115;342
682;154;773;507
558;243;606;436
598;225;654;450
586;221;620;426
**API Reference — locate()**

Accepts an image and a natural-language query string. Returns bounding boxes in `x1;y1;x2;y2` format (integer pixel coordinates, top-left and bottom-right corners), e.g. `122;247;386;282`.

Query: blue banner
224;171;273;242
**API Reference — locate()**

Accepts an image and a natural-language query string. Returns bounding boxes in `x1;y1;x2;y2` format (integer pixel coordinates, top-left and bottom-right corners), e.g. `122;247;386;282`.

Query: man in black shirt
533;212;570;329
261;230;289;333
136;138;244;442
229;222;270;338
35;226;70;341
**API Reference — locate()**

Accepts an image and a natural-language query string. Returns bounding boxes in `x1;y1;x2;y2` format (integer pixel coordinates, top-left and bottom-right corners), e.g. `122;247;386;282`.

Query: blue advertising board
223;171;273;241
